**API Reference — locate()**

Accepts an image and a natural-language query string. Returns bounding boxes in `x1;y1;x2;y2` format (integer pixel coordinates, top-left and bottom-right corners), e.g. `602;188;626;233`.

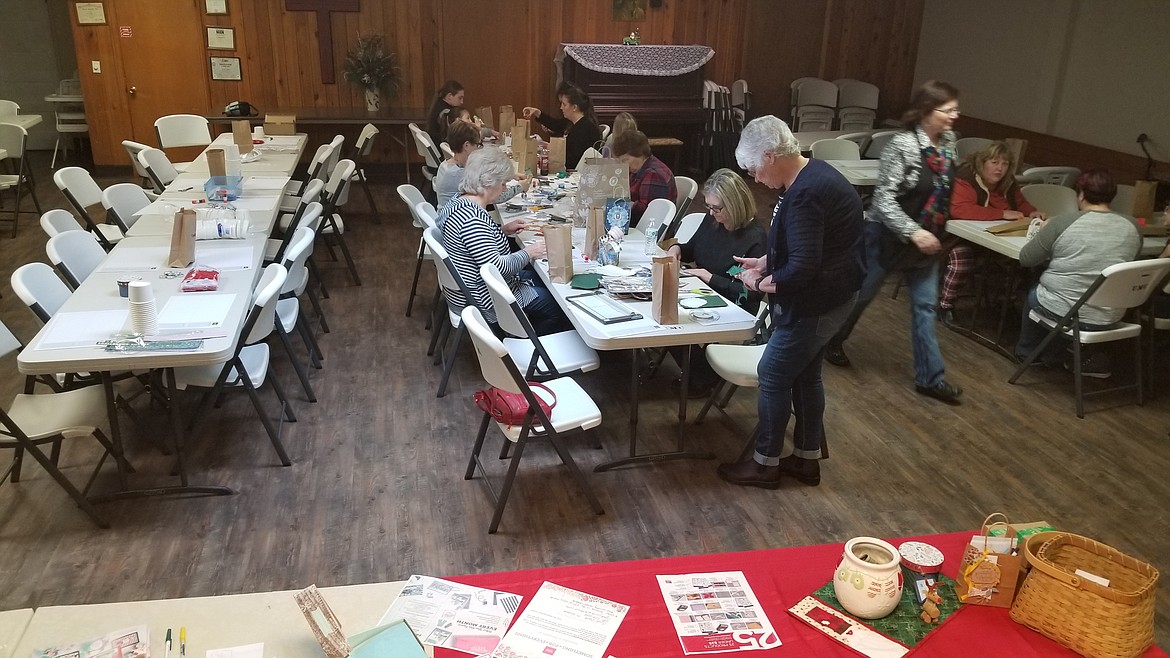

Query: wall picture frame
75;2;107;25
206;26;235;50
205;0;229;15
210;56;242;81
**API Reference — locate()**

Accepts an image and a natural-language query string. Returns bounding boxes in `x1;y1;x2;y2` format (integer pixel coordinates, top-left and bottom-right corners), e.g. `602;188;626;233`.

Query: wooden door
114;0;211;153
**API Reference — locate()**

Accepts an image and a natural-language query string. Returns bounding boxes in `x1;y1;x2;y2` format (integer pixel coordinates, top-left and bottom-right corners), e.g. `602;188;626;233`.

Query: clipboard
566;292;643;324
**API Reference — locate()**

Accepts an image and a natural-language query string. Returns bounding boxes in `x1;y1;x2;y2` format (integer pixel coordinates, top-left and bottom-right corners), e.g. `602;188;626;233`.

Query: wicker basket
1010;533;1159;658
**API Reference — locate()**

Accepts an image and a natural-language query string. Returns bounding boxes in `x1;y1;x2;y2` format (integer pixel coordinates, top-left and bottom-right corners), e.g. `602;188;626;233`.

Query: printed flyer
379;574;522;656
656;571;781;654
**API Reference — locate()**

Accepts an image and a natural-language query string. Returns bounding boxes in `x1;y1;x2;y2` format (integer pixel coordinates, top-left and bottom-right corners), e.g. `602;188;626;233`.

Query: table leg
593;347;715;472
100;372;129;490
90;367;233;502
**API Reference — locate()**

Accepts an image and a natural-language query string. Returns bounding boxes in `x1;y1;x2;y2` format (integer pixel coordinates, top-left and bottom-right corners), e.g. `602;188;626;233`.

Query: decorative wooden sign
285;0;360;84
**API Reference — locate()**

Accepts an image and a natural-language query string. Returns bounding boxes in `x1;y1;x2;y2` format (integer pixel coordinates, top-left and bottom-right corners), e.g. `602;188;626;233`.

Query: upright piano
556;43;712;144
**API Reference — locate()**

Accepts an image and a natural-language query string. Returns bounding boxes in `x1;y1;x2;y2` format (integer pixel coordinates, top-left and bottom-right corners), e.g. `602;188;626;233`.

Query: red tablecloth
443;531;1166;657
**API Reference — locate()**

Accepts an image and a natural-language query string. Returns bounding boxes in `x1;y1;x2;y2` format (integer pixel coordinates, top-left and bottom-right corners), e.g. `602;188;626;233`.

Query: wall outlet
91;60;101;74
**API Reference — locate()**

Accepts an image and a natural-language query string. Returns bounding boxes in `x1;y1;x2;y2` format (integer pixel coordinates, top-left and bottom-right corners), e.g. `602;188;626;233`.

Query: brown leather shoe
778;456;821;486
716;459;781;489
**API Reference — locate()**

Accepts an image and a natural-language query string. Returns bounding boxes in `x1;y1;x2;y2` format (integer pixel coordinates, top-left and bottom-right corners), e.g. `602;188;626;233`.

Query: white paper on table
157;293;237;329
229;197;279;211
787;596;908;658
195;244;255;270
133;199;184;217
491;582;629;658
206;642;264;658
96;245;170;271
38;310;129;349
243;175;290;191
656;571;780;655
378;574;523;656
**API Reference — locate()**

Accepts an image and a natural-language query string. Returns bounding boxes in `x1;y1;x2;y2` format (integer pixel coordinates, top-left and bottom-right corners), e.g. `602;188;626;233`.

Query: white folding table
824;159;880;186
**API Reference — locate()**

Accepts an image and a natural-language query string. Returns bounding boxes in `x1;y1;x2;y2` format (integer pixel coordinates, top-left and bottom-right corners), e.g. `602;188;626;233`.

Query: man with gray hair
717;115;864;489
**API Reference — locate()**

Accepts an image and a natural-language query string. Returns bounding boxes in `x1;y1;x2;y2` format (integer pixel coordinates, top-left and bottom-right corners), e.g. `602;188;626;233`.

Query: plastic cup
127;280;154;303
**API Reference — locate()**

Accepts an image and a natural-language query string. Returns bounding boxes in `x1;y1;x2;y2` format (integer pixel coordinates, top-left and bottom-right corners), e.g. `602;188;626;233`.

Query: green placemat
811;575;961;648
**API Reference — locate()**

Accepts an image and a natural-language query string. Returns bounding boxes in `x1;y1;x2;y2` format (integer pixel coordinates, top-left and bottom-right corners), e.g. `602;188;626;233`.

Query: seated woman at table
439;147;573;336
602;111;638;156
522;82;603;168
435;121;524;212
612;129;677;228
426;80;464;148
939;141;1044;325
664;168;767;395
451;106;500;142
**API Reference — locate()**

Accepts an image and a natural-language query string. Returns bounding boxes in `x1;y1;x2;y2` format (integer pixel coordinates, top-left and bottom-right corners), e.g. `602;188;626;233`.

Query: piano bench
648;137;685;174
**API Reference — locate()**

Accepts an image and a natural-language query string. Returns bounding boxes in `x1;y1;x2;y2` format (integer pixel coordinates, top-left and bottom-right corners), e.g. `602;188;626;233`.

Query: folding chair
137;148;179;194
53;166;124;250
0;123;43;237
351;123;381;220
101;183;151;233
276;226;324;402
0;319;117;527
422;226;478;398
460;306;604;534
47;230;107;289
398;183;430;317
317;159;361;286
40;208;83;238
480;263;599;379
1009;259;1170;417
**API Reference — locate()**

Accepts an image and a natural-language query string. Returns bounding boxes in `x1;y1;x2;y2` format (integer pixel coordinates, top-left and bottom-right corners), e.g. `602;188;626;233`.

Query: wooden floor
1;152;1168;647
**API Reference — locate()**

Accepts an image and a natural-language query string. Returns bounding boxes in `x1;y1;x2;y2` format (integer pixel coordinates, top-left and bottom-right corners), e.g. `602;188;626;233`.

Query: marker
179;627;186;658
165;628;172;658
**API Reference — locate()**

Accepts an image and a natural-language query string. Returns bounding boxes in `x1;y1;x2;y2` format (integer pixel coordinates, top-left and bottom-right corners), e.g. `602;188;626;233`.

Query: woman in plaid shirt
613;130;678;228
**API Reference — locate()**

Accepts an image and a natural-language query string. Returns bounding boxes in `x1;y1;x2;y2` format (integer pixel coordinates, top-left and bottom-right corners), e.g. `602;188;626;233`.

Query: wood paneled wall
71;0;929;165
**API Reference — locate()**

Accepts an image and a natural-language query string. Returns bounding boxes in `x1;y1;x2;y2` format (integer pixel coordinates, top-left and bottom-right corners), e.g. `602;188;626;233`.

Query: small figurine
623;28;641;46
918;584;942;625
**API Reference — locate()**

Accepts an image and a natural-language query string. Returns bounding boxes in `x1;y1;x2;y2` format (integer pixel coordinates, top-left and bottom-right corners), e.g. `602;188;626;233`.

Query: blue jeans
519;269;574;336
834;221;947;388
754;295;856;464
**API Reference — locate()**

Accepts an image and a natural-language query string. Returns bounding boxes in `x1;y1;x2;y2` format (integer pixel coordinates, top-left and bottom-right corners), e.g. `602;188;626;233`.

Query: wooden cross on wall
285;0;361;85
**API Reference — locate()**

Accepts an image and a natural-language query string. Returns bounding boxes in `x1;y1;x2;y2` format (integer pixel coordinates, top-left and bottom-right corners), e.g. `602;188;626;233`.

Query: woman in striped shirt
438;146;573;335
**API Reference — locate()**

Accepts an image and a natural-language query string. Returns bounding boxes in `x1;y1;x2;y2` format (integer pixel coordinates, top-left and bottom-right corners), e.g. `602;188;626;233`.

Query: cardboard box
264;114;297;136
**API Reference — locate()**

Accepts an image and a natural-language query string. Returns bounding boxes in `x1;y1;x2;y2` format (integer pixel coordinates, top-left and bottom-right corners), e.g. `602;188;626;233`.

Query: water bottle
643;218;660;255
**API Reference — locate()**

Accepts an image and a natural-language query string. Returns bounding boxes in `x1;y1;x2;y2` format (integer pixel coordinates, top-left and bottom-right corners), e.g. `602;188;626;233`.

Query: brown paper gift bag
474;106;494;131
499;105;516;137
575;157;631;221
652;256;679;324
232;119;253;154
544;223;574;283
583;207;605;261
206;148;227;178
512;119;537;177
1132;180;1158;219
168;208;197;268
548;137;567;174
955;512;1025;608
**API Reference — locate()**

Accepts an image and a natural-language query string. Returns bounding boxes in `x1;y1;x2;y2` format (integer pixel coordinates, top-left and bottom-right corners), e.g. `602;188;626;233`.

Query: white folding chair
440;141;455;160
351;123;381;219
423;226;478;398
1009;259;1170;417
1022;184;1079;217
173;264;296;466
122;140;154;189
0;100;19;116
672;176;699;227
11;262;71;324
955;137;993;165
154;114;212;149
399;183;430;317
460;306;604;534
794;106;834;132
275;226;323;402
280;142;334;213
53;166;124;250
317;159;361;286
694;307;773;460
863;130;899;159
811;138;861;160
731;79;751;128
0;319;117;527
47;230;107;289
1110;184;1137;215
480;263;599;379
50;80;88;169
270;183;323;261
836;132;873;156
789;77;824;116
137;147;179;194
40;209;83;238
408;122;442;191
0;123;43;237
101;183;151;232
639;197;676;232
673;211;706;244
1019;166;1081;188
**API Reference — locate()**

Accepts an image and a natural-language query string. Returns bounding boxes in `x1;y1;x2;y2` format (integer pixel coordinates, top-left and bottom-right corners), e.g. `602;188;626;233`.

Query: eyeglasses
933;107;961;117
706;203;726;214
474;142;484;149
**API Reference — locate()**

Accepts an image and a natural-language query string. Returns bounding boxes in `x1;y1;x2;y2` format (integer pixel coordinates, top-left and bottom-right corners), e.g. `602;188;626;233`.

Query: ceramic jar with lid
833;536;904;619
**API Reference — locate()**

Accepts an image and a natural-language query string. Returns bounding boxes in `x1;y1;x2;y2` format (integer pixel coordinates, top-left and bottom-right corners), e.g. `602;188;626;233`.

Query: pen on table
180;627;186;658
165;628;173;658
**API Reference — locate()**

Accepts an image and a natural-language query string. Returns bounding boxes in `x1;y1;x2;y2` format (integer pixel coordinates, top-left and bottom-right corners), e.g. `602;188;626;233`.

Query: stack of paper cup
127;281;157;336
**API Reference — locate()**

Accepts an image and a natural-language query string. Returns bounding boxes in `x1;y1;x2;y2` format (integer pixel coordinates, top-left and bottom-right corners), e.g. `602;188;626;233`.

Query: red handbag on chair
473;384;557;428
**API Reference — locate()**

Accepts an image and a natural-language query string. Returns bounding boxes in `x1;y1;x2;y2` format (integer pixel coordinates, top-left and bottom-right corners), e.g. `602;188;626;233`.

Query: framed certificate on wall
210;57;242;81
206;27;235;50
75;2;107;25
205;0;229;15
